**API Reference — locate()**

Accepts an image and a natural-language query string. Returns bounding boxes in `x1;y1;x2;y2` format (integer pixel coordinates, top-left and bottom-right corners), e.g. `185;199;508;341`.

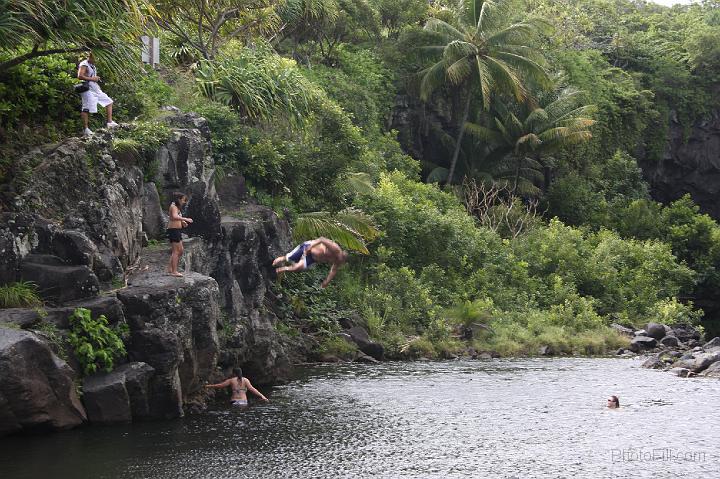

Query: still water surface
1;358;718;478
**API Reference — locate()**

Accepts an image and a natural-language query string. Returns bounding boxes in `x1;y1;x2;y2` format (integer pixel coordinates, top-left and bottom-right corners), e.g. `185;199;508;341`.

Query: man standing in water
205;368;268;406
272;237;349;288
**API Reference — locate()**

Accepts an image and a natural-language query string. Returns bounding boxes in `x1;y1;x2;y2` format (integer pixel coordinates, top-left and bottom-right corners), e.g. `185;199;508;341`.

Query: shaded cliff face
639;109;720;220
0;113;297;436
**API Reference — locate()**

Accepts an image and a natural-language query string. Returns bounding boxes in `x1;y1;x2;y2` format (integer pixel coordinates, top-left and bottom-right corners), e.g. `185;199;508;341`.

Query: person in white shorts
77;52;118;136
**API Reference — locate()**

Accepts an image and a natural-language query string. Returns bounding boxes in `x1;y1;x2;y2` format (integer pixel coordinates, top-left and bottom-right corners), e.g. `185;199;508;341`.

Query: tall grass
0;281;42;308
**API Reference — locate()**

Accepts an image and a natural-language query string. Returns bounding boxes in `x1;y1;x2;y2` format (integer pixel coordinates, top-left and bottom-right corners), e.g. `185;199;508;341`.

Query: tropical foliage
67;308;127;376
2;0;720;357
418;0;550;184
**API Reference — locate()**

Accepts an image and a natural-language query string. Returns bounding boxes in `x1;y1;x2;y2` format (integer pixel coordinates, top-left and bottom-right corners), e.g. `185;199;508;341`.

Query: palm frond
424;18;466;41
294;208;380;255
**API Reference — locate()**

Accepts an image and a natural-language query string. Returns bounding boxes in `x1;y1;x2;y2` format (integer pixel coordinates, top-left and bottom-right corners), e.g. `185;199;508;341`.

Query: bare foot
272;257;285;267
170;272;183;277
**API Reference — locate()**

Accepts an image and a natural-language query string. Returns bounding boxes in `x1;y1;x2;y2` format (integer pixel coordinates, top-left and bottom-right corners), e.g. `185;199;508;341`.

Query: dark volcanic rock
639;108;720;220
43;295;126;329
610;323;634;337
345;326;385;361
11;136;145;274
659;335;680;348
82;362;155;424
142;182;167;240
0;328;86;436
0;213;38;284
118;270;220;418
629;335;657;352
701;361;720;378
216;174;248;209
20;254;99;303
0;309;43;329
645;322;667;340
671;351;720;373
703;337;720;351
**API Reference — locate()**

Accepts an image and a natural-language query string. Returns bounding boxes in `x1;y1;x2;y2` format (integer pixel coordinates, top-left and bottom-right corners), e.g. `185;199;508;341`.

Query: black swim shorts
167;228;182;243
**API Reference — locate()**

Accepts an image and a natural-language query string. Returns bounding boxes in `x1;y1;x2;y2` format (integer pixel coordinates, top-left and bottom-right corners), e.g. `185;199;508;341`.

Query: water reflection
1;358;719;478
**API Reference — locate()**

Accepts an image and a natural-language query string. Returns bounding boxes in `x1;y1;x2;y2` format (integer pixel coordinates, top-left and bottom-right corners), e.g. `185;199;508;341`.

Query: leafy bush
102;66;175;122
403;336;437;359
67;307;127;376
645;298;704;327
316;336;357;359
0;281;42;308
112;121;172;181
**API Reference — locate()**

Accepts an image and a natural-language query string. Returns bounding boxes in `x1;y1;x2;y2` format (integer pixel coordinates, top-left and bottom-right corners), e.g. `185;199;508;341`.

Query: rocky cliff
0;113;297;436
639;108;720;220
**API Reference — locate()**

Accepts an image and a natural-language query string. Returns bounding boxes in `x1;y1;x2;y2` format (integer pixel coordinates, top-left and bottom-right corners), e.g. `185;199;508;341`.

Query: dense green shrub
0;54;78;142
67;307;127;376
112;121;172;181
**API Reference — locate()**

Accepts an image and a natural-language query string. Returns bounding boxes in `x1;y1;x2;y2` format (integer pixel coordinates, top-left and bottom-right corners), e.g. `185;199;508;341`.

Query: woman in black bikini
204;368;269;406
167;192;193;277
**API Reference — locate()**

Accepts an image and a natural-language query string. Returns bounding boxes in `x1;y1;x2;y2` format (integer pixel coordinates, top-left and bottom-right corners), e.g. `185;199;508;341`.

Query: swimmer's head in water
172;191;188;207
233;368;243;380
607;395;619;408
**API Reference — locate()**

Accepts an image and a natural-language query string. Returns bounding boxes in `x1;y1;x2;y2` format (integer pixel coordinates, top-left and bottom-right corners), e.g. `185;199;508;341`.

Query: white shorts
81;82;113;114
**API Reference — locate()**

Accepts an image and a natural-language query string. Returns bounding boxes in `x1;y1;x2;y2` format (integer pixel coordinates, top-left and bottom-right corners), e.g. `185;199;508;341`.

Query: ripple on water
0;358;718;479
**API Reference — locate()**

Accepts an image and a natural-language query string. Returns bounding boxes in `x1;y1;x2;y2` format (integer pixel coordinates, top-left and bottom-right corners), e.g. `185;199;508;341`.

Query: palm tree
0;0;153;73
419;0;550;185
464;88;595;195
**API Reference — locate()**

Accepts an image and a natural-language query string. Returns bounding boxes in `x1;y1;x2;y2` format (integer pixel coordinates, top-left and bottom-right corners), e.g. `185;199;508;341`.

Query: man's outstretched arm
321;264;339;288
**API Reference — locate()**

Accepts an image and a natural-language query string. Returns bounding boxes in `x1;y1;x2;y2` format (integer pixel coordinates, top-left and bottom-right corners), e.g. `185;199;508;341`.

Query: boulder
702;337;720;351
0;309;43;329
629;335;657;352
645;322;667;340
141;182;167;240
82;362;155;424
634;329;647;337
701;361;720;378
671;324;702;343
659;335;680;348
610;323;634;337
669;367;691;378
20;254;99;303
0;328;86;436
642;353;673;369
50;229;113;282
344;326;385;361
216;174;248;209
671;351;720;373
44;295;126;329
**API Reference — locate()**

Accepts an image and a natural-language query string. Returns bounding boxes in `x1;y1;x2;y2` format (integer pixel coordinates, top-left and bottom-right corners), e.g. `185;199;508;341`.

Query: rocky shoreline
615;321;720;378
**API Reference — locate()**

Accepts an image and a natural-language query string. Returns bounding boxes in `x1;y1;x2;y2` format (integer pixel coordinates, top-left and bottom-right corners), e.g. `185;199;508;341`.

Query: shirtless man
204;368;268;407
273;237;349;288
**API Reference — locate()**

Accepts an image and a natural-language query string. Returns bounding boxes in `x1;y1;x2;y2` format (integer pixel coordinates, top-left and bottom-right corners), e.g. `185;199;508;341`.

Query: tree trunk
512;156;522;195
446;93;472;186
